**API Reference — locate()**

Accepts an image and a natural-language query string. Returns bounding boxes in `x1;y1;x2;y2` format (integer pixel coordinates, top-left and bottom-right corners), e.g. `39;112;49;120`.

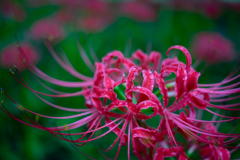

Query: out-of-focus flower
120;1;157;22
78;15;114;33
83;0;110;14
191;32;235;64
171;0;222;19
0;43;39;70
30;19;65;41
54;9;74;23
1;42;240;160
0;2;27;21
201;0;222;18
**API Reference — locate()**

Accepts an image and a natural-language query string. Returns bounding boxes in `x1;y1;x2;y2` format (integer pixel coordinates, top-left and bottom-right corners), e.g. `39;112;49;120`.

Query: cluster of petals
2;41;240;160
190;32;235;64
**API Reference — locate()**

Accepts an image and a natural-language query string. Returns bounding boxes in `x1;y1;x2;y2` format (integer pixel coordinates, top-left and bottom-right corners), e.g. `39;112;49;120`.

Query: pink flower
171;0;222;18
83;0;109;14
0;43;39;70
0;2;27;22
30;19;65;41
1;42;240;160
191;32;235;64
54;9;74;23
120;1;157;22
78;15;113;33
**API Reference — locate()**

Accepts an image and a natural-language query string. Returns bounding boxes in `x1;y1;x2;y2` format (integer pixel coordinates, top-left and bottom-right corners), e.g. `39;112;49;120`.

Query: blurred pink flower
0;2;27;21
191;32;235;64
54;9;74;23
120;1;157;22
30;19;65;41
0;43;39;70
172;0;222;18
201;0;222;18
78;15;113;33
83;0;109;14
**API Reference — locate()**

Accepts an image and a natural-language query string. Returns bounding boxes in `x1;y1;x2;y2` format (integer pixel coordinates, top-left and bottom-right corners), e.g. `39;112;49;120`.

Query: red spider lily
0;43;40;70
1;41;240;160
191;32;235;64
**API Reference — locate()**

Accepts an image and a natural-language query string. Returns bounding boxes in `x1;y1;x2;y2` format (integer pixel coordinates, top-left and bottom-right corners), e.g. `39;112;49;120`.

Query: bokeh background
1;0;240;159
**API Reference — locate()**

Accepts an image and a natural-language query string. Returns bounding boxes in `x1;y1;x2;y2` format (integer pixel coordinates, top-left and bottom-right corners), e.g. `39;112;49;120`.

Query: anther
1;100;3;106
16;104;24;111
64;124;69;130
0;88;4;95
13;65;19;70
9;69;15;75
14;43;20;47
35;115;40;122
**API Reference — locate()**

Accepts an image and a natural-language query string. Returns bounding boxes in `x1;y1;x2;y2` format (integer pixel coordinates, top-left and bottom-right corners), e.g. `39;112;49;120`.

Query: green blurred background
1;0;240;159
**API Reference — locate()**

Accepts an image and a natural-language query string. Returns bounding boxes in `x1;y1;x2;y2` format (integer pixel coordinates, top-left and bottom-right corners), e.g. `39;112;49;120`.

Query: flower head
1;41;240;160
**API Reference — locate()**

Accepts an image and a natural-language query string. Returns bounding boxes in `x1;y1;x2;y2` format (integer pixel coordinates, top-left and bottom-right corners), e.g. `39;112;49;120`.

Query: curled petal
132;127;156;147
127;86;163;115
102;50;136;69
106;100;137;114
154;147;184;159
166;45;192;72
175;65;187;100
95;62;104;72
161;57;179;68
219;148;230;160
189;91;210;109
137;69;154;103
154;71;169;108
103;75;115;91
132;49;149;69
201;146;219;159
186;70;200;92
133;127;156;139
93;63;104;87
188;103;196;119
142;70;154;92
125;66;142;100
137;100;159;118
121;58;136;69
105;68;125;86
153;149;164;160
161;65;178;78
178;155;187;160
91;97;104;113
102;50;124;67
92;86;117;101
162;147;184;157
